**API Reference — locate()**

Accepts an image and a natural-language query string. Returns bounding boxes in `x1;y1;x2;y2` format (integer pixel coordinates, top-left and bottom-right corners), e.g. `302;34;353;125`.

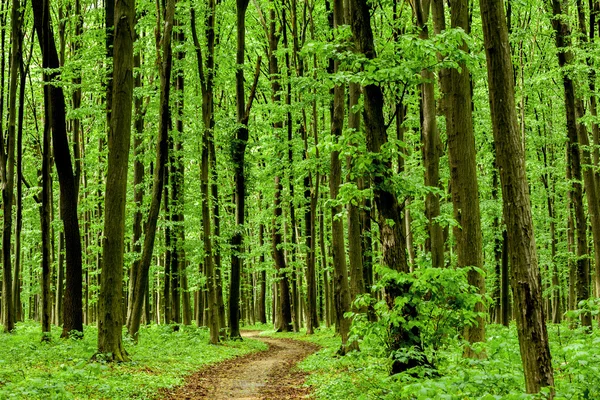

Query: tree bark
41;80;52;340
479;0;555;392
443;0;486;357
329;0;357;354
413;0;444;268
230;0;259;339
349;0;425;373
1;0;20;333
32;0;84;338
97;0;135;361
126;34;146;328
548;0;592;328
129;0;175;339
191;1;220;342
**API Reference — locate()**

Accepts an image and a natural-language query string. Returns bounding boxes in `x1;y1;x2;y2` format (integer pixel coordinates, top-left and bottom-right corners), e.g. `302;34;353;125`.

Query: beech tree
97;0;135;361
480;0;554;393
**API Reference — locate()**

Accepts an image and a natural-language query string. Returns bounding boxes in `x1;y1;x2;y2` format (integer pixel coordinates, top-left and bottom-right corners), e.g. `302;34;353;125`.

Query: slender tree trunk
258;222;267;323
479;0;555;392
282;8;300;332
442;0;486;357
128;0;175;339
1;0;21;333
413;0;444;268
126;38;146;328
41;80;52;340
328;0;357;353
230;0;259;339
500;230;510;326
191;1;221;342
97;0;135;361
350;0;428;373
273;176;293;332
32;0;84;338
549;0;592;328
13;36;25;323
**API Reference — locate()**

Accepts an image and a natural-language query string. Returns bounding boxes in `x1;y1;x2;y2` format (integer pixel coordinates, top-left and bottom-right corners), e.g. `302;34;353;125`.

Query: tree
412;0;444;269
128;0;175;339
330;0;357;354
348;0;425;373
1;0;21;333
32;0;84;338
548;0;594;329
191;0;220;343
229;0;259;339
97;0;135;361
479;0;555;393
440;0;486;357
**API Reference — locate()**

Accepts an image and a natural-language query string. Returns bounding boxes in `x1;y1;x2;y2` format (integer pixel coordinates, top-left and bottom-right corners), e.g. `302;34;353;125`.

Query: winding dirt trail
162;331;320;399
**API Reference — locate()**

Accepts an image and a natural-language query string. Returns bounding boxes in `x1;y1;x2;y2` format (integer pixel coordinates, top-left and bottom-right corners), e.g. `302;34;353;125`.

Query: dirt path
162;331;320;399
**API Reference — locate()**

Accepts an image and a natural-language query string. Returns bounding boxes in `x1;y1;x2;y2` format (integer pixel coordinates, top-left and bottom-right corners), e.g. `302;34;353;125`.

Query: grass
0;321;267;399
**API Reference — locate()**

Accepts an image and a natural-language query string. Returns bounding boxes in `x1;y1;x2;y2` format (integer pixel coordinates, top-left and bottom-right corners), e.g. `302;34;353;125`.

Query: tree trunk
258;222;267;324
413;0;444;269
349;0;428;373
129;0;174;339
32;0;84;338
273;176;293;332
329;0;357;353
41;71;52;340
549;0;592;328
479;0;555;392
191;0;221;342
230;0;259;339
97;0;135;361
13;34;25;323
1;0;20;333
443;0;486;357
126;30;147;328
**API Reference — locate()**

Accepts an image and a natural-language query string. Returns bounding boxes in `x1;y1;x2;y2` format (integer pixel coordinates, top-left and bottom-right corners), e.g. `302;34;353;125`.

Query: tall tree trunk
442;0;486;357
32;0;84;338
129;0;175;339
349;0;426;373
230;0;259;339
191;2;222;340
41;79;52;340
97;0;135;361
126;35;146;327
258;222;267;324
13;35;26;323
282;7;300;332
549;0;592;328
413;0;444;268
273;175;293;332
479;0;555;392
329;0;357;354
1;0;20;333
500;229;510;326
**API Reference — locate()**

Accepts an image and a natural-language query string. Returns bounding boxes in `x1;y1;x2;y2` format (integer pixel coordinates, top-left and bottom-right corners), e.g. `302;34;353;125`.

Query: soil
161;331;320;399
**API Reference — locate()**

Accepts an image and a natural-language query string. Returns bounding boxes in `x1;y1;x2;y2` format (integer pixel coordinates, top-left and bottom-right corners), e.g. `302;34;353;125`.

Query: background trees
2;0;600;395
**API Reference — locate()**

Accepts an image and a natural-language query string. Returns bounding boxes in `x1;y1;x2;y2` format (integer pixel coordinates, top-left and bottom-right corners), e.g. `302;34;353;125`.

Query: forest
0;0;600;397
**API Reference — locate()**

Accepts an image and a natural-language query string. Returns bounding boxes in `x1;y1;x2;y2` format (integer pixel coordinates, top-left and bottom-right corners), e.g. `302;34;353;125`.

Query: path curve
162;331;319;399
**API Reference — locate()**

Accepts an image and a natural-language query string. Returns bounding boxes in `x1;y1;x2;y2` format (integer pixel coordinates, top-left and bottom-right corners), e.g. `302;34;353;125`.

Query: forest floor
162;331;320;399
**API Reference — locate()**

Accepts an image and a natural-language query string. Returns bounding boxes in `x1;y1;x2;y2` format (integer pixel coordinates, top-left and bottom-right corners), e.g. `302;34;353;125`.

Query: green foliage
350;266;486;364
290;323;600;399
0;321;266;399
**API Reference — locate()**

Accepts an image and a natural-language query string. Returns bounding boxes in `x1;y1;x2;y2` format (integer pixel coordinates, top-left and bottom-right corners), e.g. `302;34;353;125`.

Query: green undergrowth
0;321;266;399
262;323;600;399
